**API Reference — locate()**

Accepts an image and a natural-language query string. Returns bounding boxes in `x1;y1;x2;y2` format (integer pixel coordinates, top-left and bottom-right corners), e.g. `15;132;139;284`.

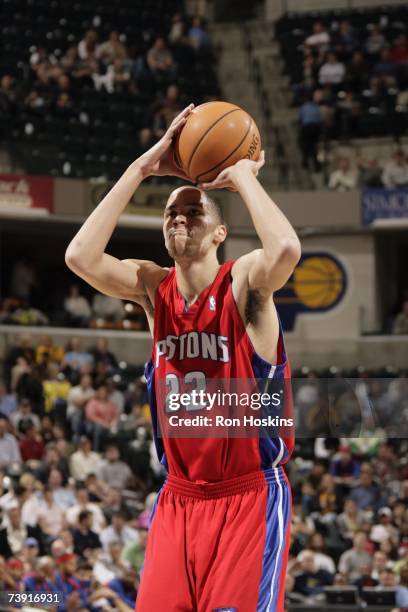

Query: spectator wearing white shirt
37;487;66;538
64;284;92;327
370;507;399;547
0;417;21;467
92;293;124;322
329;158;358;191
99;511;139;551
10;398;40;432
67;375;95;442
65;485;106;534
20;473;44;527
319;52;346;85
305;22;330;54
382;149;408;188
69;436;103;482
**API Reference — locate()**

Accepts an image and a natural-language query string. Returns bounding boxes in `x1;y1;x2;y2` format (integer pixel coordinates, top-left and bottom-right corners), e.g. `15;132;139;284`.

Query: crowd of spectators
0;333;158;610
327;147;408;190
1;332;408;609
0;5;218;179
0;273;147;330
276;9;408;172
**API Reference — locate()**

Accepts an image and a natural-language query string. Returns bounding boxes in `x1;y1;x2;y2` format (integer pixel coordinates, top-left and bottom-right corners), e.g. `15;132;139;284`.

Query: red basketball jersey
145;260;293;482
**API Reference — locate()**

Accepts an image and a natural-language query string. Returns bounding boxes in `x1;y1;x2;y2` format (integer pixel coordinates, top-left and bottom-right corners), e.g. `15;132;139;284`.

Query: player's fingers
171;104;194;127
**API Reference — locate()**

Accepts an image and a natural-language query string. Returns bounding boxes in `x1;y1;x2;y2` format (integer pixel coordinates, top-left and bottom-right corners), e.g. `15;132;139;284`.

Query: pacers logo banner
276;252;347;331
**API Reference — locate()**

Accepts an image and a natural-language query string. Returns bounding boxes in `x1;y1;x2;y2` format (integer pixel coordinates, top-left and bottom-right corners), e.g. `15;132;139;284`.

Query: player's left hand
199;150;265;192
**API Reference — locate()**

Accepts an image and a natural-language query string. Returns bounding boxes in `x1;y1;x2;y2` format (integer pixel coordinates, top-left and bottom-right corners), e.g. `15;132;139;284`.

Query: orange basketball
174;101;261;183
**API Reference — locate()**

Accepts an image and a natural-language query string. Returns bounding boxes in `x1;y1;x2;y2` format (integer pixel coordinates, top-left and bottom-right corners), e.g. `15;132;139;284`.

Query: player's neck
175;255;220;304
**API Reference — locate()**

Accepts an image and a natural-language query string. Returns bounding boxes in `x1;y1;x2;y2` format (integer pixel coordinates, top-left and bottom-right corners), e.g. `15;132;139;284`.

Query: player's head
163;186;227;261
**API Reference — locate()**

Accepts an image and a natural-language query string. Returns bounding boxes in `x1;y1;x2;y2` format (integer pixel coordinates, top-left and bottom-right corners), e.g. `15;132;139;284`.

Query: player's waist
165;466;287;499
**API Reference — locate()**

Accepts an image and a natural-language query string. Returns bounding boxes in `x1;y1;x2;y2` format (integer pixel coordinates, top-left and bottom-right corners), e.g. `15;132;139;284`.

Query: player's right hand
136;104;194;180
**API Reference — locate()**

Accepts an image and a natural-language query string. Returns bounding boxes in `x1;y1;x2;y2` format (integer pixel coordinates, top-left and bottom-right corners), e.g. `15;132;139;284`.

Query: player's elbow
65;244;88;273
279;237;302;266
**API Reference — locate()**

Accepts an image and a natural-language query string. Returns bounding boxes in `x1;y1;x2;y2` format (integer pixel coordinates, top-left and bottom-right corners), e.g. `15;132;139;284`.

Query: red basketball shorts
135;467;291;612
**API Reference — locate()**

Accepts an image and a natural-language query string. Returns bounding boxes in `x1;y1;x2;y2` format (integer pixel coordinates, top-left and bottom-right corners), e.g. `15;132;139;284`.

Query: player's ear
214;224;227;244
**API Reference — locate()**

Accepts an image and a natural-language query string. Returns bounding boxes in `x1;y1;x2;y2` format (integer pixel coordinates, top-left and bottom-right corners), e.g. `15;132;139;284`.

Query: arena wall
266;0;406;21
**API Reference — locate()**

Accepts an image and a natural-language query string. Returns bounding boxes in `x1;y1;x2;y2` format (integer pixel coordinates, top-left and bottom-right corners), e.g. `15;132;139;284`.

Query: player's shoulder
121;259;169;292
231;249;263;278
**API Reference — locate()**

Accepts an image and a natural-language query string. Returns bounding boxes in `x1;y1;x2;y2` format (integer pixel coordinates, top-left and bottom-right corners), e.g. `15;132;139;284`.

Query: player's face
163;187;222;260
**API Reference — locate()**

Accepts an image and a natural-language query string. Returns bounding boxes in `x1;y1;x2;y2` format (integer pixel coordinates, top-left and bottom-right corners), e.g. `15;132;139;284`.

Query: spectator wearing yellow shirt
43;363;71;415
36;336;64;366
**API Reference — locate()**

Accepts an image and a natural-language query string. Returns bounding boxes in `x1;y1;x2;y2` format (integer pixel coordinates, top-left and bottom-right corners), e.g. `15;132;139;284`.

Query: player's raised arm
65;104;194;300
200;152;301;295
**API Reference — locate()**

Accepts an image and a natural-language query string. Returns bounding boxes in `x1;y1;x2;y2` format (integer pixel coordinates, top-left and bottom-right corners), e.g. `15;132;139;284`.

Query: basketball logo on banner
276;252;347;331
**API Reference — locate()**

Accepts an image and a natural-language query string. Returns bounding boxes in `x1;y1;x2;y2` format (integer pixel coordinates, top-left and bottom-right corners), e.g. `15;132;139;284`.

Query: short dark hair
203;193;225;225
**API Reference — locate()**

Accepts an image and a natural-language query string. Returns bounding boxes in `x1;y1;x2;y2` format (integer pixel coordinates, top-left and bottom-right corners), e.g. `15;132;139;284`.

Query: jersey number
165;372;206;412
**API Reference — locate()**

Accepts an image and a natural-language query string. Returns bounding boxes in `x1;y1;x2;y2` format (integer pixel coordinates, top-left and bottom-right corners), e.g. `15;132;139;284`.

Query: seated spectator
98;445;132;489
93;541;129;583
371;550;389;580
5;557;25;590
108;568;138;608
101;487;133;523
92;293;124;323
42;363;71;415
328;157;358;191
70;435;104;482
9;257;37;302
330;445;360;485
378;567;397;587
19;421;45;465
371;507;400;547
349;463;384;511
358;158;383;187
65;484;106;534
333;20;356;59
353;562;378;593
72;509;102;559
20;473;44;527
371;48;397;91
338;531;372;581
78;30;98;60
0;505;43;559
91;338;118;372
382;150;408;189
346;51;369;92
293;550;333;598
305;22;330;54
64;285;92;327
37;486;66;538
0;380;17;418
36;336;64;367
337;498;363;541
188;16;210;50
168;13;189;46
0;74;17;114
97;31;127;65
319;52;346;86
37;445;70;485
393;301;408;335
23;556;57;592
67;374;95;442
47;467;75;511
106;378;124;413
297;532;336;574
100;510;139;551
63;337;94;372
389;34;408;64
152;84;183;131
147;37;176;78
85;383;119;451
0;417;21;467
123;516;148;573
365;25;386;59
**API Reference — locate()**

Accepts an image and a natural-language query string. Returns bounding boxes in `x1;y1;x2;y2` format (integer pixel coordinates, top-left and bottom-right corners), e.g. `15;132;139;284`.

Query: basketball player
66;104;301;611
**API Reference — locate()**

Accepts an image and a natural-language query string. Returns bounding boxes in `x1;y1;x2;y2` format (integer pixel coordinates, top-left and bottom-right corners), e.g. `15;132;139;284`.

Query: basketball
174;101;261;183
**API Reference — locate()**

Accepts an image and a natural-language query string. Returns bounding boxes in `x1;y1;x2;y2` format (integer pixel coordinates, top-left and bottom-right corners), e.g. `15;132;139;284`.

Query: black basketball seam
186;107;241;174
195;119;253;183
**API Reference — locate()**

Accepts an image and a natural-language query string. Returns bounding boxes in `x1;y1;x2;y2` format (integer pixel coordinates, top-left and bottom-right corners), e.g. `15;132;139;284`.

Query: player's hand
136;104;194;180
199;150;265;192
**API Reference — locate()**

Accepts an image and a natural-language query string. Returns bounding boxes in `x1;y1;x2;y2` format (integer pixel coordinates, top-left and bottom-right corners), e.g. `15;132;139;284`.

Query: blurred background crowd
0;334;408;609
